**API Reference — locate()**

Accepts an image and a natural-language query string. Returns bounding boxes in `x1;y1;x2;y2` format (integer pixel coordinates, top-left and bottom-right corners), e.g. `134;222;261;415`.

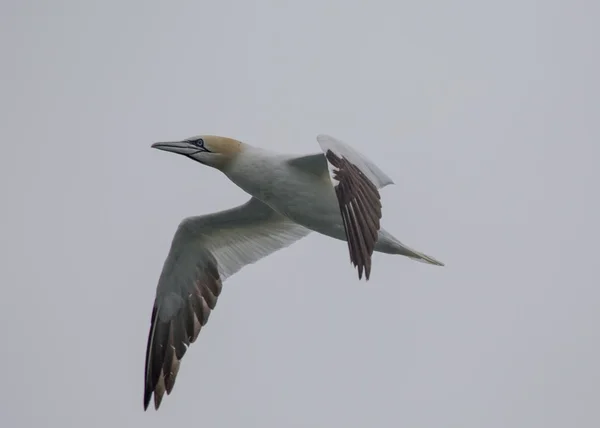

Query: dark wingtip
142;258;223;412
143;306;160;412
327;149;382;281
143;387;152;411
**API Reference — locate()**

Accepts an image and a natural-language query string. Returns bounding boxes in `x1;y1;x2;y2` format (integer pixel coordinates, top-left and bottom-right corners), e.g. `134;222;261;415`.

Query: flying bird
144;134;444;410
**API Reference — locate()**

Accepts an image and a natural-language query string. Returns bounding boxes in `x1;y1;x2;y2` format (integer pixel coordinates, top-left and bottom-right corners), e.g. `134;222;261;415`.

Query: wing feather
316;135;388;280
144;197;310;410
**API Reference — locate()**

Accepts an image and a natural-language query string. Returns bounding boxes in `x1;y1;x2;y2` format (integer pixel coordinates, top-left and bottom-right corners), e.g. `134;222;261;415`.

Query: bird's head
151;135;243;170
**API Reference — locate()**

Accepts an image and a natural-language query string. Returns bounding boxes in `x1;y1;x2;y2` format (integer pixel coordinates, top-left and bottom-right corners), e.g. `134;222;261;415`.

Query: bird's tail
397;244;445;266
377;229;445;266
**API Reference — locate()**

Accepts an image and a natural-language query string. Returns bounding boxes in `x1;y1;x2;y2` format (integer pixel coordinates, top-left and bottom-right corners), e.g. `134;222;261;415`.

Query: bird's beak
151;141;199;155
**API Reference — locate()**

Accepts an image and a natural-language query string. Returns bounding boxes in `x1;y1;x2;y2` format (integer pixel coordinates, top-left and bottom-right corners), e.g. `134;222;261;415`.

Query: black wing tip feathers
143;259;223;411
325;149;383;281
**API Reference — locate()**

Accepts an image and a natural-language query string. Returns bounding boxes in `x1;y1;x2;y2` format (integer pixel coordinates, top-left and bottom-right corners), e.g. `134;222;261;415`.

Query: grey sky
2;0;599;427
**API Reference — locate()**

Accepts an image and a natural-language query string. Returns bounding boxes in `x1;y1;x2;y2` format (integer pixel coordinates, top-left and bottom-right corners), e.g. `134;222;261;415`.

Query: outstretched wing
316;134;394;280
144;197;310;410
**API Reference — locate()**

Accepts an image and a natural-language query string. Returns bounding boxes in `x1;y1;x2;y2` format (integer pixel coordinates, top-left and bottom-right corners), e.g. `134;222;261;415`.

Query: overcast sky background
2;1;599;427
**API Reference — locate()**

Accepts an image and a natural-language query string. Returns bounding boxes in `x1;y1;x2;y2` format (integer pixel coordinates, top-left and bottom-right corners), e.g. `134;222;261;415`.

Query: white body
225;146;401;254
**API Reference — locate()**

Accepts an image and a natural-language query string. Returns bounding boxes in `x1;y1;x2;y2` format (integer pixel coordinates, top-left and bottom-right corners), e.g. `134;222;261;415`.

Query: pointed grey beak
151;141;200;155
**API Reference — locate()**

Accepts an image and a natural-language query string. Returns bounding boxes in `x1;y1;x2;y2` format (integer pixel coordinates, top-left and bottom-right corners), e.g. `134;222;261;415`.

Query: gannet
144;134;444;410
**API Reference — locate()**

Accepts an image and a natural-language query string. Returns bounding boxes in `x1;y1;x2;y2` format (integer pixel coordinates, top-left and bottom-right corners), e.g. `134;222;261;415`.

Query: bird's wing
288;135;394;189
315;134;394;280
144;197;310;410
317;134;394;189
286;153;330;178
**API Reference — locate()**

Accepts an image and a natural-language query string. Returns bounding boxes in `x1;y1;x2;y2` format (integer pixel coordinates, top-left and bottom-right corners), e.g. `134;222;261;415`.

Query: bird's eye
195;138;204;147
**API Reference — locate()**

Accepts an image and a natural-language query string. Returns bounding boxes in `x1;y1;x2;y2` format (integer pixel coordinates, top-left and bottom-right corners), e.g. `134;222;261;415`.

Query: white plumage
144;134;444;410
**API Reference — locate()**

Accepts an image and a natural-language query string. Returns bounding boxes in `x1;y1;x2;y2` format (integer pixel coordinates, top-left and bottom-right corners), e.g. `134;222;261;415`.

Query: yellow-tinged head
151;135;243;171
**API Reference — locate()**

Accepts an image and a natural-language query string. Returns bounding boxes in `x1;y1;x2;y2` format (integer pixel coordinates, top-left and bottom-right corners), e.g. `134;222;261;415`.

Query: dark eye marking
187;138;210;154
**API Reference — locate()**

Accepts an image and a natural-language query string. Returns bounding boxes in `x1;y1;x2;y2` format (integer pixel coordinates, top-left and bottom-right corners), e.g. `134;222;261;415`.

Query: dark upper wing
325;149;382;280
316;134;394;280
144;198;310;410
144;253;221;410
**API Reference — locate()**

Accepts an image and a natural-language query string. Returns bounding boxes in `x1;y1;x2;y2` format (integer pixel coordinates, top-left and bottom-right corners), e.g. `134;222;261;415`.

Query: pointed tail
400;245;445;266
385;233;445;266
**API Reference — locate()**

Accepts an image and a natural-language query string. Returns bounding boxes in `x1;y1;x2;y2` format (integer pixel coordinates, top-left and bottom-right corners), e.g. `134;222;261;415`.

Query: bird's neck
222;145;280;193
